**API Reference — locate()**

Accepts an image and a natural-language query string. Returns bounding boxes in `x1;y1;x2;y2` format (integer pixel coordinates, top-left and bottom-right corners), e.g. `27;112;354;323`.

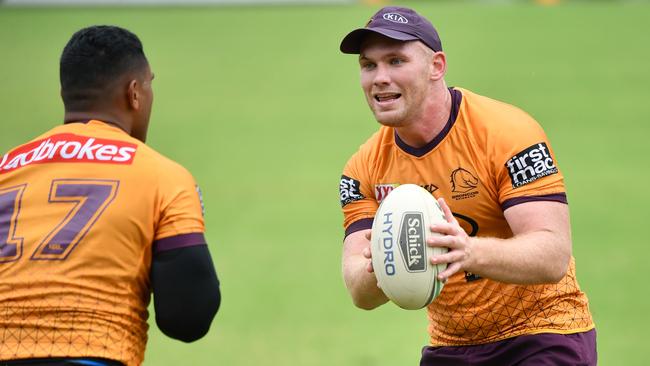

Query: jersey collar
394;87;462;157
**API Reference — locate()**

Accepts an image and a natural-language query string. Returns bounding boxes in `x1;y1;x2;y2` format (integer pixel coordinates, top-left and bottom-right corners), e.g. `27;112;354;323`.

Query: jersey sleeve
153;163;206;253
491;111;567;210
340;148;378;238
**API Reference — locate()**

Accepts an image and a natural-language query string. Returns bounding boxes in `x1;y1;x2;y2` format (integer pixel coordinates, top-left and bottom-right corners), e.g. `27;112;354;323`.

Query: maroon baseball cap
340;6;442;54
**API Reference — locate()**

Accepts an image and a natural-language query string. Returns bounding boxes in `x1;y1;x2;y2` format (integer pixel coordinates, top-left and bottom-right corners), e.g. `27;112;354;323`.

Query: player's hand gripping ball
370;184;448;309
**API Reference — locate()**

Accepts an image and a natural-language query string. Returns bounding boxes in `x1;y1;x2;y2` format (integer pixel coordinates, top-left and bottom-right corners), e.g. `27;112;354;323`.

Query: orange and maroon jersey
0;120;205;365
340;88;594;346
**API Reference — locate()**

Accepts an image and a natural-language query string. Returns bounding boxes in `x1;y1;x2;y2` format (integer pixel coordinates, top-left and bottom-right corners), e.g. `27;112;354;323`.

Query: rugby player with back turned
0;25;220;366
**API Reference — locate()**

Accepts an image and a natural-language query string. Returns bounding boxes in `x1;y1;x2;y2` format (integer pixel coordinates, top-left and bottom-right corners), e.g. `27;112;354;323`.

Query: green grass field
1;1;649;365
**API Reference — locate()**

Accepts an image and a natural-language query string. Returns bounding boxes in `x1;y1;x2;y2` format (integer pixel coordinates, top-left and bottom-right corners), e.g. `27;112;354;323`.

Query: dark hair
60;25;148;109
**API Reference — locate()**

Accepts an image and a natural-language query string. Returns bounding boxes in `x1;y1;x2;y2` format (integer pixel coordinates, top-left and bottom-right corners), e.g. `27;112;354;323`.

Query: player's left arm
151;163;221;342
429;107;573;284
428;198;571;285
151;240;221;342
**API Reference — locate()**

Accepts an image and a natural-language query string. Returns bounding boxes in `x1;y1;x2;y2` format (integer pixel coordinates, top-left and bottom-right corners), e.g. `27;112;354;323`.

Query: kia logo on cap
383;13;408;24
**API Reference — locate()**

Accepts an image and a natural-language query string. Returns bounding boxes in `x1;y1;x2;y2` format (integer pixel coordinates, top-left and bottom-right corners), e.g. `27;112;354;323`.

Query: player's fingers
427;235;458;249
429;250;465;266
429;222;461;236
364;230;372;241
362;247;372;259
438;198;460;226
366;260;374;273
437;262;462;281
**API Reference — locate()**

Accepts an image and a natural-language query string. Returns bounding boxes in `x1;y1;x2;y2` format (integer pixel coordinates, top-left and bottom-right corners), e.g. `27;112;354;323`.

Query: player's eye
360;62;376;70
390;58;404;65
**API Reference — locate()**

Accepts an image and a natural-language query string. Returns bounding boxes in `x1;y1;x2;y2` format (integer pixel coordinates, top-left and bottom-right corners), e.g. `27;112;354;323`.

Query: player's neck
64;111;131;134
395;87;451;148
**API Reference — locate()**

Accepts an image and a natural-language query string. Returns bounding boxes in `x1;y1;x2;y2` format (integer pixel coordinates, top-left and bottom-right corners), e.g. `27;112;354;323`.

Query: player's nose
372;64;391;86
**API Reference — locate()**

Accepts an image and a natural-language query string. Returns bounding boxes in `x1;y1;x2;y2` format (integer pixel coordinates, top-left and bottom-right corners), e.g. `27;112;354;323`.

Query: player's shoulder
457;87;545;138
349;126;394;162
458;88;540;126
136;143;195;181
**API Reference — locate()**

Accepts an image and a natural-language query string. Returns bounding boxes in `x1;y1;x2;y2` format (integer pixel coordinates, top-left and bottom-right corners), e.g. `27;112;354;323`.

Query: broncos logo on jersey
450;167;478;193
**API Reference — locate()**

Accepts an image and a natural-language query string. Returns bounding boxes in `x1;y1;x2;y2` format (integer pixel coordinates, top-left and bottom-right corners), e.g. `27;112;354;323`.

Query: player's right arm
342;229;388;310
339;144;387;310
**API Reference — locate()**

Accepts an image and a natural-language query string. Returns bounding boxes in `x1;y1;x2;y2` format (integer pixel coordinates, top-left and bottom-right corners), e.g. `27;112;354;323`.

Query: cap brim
340;28;419;54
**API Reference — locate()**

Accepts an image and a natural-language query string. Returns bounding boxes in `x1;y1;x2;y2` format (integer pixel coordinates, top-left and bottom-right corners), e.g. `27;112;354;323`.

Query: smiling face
359;34;436;128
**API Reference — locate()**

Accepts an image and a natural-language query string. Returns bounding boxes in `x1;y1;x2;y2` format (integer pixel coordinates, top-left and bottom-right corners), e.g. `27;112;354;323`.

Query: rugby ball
371;184;448;310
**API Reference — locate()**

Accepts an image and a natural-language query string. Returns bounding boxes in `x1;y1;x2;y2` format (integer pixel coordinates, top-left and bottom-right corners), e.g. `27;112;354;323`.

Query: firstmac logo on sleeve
340;175;364;207
505;142;558;188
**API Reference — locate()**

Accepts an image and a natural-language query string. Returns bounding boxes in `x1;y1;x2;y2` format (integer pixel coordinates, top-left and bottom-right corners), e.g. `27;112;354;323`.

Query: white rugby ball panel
371;184;448;310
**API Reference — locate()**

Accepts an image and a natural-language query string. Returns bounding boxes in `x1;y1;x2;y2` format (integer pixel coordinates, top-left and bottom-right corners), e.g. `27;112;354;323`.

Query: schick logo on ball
505;142;558;188
382;13;408;24
399;212;426;272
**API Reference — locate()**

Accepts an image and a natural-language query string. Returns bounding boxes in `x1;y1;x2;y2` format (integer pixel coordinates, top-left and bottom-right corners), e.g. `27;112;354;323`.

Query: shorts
420;329;597;366
0;358;124;366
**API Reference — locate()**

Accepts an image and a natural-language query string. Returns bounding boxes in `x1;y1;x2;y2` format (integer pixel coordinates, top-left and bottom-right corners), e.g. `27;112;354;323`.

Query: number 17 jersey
0;120;206;366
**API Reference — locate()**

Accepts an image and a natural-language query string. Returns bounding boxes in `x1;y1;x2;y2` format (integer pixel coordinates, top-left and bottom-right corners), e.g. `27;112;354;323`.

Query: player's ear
127;79;140;110
430;51;447;81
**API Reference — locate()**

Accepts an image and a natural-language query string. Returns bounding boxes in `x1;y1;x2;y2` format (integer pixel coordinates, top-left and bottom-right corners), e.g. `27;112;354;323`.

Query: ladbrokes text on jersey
0;133;138;174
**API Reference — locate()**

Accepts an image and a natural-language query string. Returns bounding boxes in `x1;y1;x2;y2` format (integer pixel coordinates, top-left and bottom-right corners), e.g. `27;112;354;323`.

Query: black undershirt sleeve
151;244;221;342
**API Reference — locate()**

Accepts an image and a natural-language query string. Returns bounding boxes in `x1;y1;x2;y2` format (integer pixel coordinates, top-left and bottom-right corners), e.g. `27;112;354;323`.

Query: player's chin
375;114;404;127
374;111;406;127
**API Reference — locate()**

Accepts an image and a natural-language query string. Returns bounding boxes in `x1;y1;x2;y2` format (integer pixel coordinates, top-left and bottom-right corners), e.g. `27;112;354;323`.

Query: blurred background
1;0;648;364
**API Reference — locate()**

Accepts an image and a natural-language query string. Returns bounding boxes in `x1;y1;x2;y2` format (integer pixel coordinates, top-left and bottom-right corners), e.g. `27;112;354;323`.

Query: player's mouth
374;93;401;104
